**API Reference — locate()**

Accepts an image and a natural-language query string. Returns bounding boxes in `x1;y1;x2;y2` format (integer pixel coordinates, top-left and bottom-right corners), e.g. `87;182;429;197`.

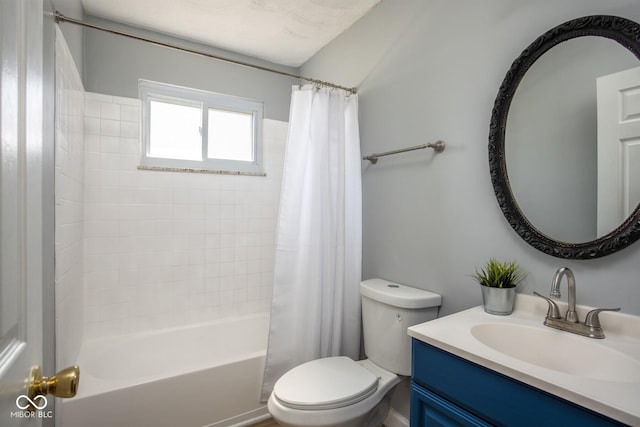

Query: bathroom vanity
410;340;623;426
407;294;640;427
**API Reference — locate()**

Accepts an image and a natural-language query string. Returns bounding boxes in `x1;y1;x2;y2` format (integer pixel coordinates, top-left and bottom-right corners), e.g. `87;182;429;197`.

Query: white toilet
267;278;441;427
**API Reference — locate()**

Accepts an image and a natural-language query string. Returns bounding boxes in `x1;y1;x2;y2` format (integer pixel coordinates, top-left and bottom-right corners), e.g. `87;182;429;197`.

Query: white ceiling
81;0;381;67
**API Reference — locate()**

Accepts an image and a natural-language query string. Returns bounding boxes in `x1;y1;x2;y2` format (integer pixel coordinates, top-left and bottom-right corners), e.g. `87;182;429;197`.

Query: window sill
137;165;267;177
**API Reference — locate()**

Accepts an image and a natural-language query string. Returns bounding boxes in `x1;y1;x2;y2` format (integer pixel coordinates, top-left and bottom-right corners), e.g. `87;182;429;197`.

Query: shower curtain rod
53;11;357;94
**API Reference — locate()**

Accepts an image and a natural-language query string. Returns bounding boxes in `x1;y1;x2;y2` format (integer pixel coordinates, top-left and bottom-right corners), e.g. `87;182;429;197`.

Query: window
139;80;264;174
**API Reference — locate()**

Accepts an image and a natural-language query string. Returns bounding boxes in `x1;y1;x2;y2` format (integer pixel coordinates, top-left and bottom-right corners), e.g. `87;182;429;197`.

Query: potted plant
471;258;526;315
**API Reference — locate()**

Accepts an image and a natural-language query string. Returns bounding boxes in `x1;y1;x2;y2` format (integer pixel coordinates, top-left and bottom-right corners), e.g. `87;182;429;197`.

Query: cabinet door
411;384;491;427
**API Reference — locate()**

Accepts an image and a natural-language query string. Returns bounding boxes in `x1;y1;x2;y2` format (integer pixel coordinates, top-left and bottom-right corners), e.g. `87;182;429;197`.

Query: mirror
489;15;640;259
506;36;640;242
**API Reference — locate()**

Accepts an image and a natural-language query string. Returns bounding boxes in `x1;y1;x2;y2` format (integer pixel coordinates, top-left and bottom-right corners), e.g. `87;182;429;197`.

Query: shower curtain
260;85;362;401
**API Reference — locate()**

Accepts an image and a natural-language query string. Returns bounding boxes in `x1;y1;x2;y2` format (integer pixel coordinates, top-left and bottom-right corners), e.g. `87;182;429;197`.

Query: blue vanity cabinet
411;383;491;427
410;339;625;427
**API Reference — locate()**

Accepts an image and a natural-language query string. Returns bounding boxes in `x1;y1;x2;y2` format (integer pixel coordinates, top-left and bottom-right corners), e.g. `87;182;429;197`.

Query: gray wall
302;0;640;317
83;17;297;121
52;0;84;77
302;0;640;419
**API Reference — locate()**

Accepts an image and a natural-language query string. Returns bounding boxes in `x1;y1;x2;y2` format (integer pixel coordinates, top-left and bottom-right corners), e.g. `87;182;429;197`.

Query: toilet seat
273;356;379;410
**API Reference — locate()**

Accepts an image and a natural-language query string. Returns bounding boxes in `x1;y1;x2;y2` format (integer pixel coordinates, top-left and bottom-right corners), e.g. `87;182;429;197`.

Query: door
596;66;640;236
0;0;48;424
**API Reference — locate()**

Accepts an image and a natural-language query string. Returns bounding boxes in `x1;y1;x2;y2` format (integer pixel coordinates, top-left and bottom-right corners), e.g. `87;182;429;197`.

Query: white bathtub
60;313;270;427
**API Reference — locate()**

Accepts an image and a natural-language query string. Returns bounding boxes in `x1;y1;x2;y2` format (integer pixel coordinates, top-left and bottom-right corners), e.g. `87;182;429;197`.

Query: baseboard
384;408;409;427
204;406;270;427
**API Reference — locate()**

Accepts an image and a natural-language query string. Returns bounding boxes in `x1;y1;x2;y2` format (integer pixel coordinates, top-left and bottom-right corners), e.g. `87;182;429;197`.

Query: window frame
139;80;264;174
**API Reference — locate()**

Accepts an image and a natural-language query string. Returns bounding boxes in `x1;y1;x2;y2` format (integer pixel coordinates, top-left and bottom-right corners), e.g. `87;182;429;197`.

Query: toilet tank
360;278;441;376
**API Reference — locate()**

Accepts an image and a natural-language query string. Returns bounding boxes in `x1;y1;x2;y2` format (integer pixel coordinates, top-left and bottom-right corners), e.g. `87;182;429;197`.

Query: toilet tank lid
360;278;441;309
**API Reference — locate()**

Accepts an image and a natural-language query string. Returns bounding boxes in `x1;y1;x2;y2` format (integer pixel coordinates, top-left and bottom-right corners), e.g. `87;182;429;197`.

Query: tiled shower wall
82;93;285;339
55;28;85;368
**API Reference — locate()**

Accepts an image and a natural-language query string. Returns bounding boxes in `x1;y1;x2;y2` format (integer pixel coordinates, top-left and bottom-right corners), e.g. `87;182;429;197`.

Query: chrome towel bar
362;140;445;164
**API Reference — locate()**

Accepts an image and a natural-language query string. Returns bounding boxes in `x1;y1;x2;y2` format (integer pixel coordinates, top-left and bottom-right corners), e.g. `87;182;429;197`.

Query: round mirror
489;15;640;259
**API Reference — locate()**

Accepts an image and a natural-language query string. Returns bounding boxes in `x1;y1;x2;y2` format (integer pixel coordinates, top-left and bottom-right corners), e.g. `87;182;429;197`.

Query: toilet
267;278;441;427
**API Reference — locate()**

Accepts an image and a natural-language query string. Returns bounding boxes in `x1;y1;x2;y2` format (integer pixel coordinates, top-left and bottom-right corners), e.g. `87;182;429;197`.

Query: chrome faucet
550;267;578;323
534;267;620;339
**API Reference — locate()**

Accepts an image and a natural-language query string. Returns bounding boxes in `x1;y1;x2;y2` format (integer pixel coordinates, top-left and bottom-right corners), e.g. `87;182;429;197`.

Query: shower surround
56;28;286;352
55;27;86;369
81;92;286;339
55;22;286;427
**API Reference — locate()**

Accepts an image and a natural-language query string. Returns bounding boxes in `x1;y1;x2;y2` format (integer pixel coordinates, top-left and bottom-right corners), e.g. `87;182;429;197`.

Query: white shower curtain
260;85;362;401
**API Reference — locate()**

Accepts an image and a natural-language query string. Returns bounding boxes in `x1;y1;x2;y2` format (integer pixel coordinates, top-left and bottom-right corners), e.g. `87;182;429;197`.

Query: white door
596;66;640;236
0;0;48;424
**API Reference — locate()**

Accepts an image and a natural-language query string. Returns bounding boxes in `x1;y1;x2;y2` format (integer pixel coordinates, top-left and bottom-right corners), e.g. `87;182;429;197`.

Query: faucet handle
533;292;562;319
584;307;621;328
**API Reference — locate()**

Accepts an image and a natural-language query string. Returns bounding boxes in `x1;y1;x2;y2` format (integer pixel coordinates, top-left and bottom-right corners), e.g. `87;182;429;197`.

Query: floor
249;418;279;427
249;418;388;427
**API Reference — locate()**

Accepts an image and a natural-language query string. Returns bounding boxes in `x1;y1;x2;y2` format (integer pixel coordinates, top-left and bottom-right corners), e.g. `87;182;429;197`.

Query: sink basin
470;322;640;383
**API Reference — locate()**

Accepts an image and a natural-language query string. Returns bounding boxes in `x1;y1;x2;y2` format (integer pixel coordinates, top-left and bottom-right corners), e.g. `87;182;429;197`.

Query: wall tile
82;92;286;339
55;28;85;369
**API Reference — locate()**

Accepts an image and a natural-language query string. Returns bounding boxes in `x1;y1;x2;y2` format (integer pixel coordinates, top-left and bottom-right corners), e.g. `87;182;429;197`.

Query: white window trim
139;80;264;174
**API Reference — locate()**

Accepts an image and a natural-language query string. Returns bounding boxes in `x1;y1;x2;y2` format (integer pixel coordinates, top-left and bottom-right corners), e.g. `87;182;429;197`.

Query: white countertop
407;294;640;426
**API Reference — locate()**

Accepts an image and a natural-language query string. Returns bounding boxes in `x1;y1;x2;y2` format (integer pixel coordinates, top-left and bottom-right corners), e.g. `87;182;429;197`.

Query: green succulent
471;258;526;289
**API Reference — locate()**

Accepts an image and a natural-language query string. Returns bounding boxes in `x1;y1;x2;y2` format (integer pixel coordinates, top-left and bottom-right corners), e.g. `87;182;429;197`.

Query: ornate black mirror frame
489;15;640;259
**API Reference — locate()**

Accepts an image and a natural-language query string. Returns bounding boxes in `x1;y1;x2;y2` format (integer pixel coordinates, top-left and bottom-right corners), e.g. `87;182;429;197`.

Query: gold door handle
27;365;80;410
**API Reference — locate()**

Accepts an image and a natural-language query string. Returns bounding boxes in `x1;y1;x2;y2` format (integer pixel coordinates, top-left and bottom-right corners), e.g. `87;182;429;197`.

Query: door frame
43;1;56;425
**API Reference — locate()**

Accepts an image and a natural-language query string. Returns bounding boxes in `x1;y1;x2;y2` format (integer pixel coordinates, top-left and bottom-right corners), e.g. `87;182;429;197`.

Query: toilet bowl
267;279;441;427
268;358;400;427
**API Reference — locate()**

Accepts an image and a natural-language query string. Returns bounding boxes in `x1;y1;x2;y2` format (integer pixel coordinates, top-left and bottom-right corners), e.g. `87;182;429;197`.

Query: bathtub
60;313;271;427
